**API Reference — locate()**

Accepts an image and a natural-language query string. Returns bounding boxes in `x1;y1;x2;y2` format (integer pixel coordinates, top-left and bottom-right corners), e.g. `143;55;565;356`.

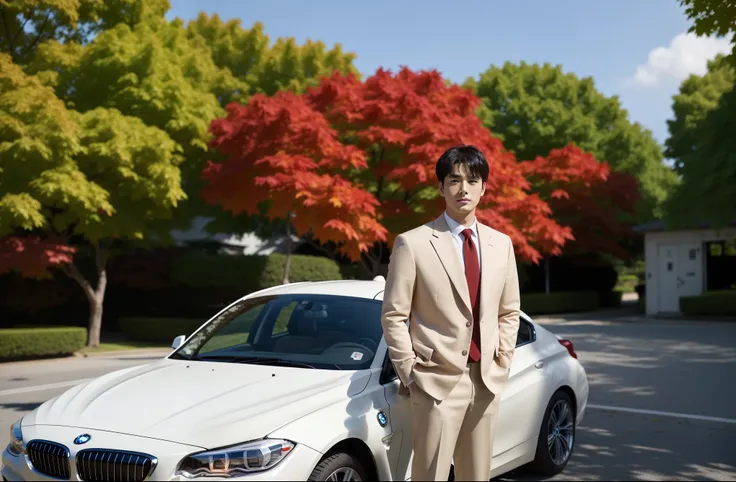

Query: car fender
267;374;394;480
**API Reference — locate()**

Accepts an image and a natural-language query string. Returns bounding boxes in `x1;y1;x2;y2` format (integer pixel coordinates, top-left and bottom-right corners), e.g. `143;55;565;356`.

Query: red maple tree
520;144;640;259
0;236;76;279
201;92;388;266
203;67;636;275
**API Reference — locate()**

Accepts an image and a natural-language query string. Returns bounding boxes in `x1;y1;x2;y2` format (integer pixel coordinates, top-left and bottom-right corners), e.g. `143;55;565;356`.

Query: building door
657;243;703;313
658;244;680;312
678;243;703;297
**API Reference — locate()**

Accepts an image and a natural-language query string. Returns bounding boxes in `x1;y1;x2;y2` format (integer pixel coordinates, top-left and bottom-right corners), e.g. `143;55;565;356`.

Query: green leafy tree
666;54;736;172
665;54;736;227
680;0;736;63
0;54;185;346
465;61;678;221
27;15;246;227
0;0;170;64
183;13;360;97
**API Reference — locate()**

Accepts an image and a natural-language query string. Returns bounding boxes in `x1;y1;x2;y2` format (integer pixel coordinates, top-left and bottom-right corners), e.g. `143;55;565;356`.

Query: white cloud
626;32;732;87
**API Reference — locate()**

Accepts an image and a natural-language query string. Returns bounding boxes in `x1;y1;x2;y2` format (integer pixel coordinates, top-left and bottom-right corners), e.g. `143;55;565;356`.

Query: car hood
24;358;372;449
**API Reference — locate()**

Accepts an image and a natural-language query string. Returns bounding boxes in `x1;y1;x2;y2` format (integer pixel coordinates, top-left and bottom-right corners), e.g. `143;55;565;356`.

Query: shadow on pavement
537;316;736;419
0;402;42;412
495;410;736;481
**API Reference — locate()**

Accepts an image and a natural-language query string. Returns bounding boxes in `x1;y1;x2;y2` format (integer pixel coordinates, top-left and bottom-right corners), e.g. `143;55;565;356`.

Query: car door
493;317;546;456
380;353;414;481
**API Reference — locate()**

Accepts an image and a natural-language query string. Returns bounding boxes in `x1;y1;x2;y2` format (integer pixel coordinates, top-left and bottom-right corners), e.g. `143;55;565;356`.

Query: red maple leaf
0;236;76;279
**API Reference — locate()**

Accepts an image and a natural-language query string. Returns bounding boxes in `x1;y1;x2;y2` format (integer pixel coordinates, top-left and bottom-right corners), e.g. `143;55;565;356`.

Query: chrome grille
76;449;157;481
26;440;71;479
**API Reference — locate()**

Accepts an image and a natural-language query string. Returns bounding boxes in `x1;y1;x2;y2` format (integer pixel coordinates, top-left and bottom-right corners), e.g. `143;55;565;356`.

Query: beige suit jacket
381;213;521;401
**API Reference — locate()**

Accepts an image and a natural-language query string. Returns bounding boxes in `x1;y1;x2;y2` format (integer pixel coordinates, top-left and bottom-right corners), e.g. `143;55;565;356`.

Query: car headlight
176;439;295;478
7;419;23;456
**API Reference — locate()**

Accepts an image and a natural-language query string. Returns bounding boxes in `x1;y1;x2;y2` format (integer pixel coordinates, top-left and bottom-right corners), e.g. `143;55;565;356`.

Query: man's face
439;163;486;218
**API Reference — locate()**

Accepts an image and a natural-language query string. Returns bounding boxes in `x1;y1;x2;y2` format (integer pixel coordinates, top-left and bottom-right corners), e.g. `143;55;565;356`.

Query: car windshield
171;294;384;370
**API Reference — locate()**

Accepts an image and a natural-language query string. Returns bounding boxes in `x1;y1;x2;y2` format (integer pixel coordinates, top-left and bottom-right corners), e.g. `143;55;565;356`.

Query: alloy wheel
547;398;574;465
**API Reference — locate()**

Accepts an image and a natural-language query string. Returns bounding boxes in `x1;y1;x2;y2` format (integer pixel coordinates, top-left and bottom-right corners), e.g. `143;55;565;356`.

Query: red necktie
461;229;482;362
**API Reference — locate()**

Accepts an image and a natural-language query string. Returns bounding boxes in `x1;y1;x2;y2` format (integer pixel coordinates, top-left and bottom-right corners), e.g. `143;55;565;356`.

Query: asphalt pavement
1;316;735;481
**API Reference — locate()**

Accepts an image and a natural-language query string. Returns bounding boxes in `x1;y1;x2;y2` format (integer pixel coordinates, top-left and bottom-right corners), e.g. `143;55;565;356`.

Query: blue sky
167;0;732;149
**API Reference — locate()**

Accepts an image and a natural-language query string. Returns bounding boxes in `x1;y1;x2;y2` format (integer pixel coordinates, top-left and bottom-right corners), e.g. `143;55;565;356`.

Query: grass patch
80;341;169;354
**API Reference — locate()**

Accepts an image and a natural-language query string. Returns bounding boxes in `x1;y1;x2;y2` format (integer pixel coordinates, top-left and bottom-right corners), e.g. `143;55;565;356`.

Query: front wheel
308;452;367;481
528;390;576;475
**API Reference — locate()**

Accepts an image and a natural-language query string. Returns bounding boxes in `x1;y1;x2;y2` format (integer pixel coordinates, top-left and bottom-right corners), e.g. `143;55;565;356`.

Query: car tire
528;389;576;475
308;452;367;481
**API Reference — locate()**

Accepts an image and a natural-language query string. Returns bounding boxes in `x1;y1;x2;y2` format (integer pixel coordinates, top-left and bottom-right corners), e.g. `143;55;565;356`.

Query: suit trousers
409;362;501;481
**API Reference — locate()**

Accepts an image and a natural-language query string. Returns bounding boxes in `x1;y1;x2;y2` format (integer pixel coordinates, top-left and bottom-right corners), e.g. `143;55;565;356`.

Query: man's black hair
435;145;489;184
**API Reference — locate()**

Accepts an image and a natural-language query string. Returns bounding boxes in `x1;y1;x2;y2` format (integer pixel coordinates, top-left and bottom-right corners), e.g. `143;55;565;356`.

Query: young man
381;145;521;481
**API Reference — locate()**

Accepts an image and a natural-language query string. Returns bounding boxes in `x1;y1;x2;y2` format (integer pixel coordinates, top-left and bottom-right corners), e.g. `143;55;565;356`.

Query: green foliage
465;61;678;221
118;317;204;343
0;54;186;247
169;252;342;292
521;291;600;315
183;14;359;97
0;0;171;64
680;290;736;317
0;327;86;360
665;55;736;227
680;0;736;63
0;53;81;235
666;55;735;173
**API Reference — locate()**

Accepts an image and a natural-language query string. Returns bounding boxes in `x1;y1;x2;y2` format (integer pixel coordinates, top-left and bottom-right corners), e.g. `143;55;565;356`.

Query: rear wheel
528;390;576;475
308;452;367;481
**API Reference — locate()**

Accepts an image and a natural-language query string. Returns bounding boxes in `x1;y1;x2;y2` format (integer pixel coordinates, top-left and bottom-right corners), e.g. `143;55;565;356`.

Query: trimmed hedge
521;291;599;315
170;252;342;291
119;317;206;343
0;327;86;361
680;290;736;317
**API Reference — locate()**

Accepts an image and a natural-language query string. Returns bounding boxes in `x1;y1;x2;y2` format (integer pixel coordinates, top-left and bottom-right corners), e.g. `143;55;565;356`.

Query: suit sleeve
380;234;417;387
497;236;521;368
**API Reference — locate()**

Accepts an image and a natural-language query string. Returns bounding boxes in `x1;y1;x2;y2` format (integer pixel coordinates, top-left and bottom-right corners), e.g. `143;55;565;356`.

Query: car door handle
534;361;544;369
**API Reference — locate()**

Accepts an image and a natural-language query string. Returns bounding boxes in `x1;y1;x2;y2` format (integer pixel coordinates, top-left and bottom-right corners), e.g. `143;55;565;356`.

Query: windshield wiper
243;358;318;369
192;354;319;369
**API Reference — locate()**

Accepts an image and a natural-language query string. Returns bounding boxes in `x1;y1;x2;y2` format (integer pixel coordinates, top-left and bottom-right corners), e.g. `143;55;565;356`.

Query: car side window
381;354;398;384
516;319;535;347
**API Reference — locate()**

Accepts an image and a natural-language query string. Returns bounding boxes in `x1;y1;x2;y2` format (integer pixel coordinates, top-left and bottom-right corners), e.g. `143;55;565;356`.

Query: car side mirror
171;335;186;350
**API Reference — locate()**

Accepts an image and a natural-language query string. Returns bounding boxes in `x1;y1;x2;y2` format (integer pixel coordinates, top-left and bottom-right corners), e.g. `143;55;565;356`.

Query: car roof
243;278;532;321
245;278;387;301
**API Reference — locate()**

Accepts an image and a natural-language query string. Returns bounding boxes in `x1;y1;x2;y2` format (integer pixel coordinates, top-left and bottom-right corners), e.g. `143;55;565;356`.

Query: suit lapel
478;223;495;322
429;214;472;314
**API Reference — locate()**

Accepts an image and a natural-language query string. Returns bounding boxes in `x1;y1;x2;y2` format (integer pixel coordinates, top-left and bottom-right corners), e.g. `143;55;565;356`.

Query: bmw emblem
74;434;91;445
377;411;388;427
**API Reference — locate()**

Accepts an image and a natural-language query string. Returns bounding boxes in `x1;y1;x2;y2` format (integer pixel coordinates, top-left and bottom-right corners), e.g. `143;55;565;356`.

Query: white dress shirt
443;211;482;268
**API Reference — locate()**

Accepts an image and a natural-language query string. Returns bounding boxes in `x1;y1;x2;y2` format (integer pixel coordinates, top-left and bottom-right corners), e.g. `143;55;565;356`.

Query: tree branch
17;11;50;61
1;7;16;56
62;262;95;303
307;237;337;260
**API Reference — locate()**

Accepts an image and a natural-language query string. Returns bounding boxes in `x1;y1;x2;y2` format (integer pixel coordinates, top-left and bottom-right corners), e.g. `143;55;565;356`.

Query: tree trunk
87;292;104;347
361;244;384;279
283;213;293;284
63;243;109;348
544;258;551;295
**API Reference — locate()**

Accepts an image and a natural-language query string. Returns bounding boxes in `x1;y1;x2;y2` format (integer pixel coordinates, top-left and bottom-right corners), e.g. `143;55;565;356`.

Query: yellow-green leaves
0;53;185;244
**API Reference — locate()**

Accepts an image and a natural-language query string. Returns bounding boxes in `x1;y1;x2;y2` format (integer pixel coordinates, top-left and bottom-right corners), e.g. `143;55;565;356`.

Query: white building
635;220;736;316
170;217;305;256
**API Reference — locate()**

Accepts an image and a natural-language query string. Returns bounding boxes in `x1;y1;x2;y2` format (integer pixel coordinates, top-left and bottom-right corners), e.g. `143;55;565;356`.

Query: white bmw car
2;277;588;481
